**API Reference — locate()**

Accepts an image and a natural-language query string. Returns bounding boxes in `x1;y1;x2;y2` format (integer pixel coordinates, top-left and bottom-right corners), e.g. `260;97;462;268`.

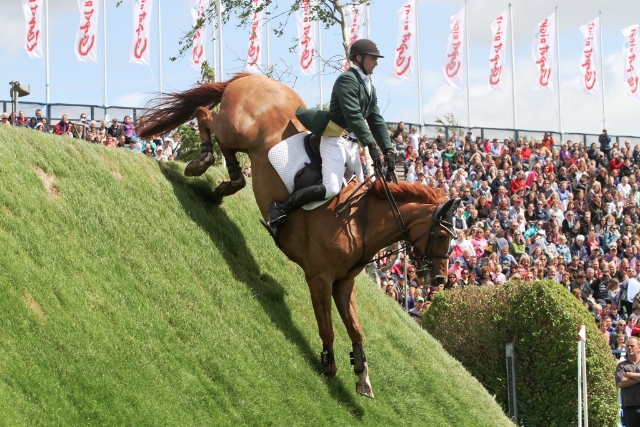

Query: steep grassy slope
0;126;513;426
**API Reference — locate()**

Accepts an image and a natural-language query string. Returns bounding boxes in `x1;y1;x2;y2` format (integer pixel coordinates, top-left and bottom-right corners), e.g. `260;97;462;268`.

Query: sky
1;0;640;137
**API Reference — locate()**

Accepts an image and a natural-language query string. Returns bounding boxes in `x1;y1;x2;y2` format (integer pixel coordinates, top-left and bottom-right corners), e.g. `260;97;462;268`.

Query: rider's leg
320;136;350;199
267;184;326;236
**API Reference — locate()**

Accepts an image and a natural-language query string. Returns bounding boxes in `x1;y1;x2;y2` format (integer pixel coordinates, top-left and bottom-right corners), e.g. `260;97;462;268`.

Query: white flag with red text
246;0;264;73
489;9;508;90
622;24;640;100
580;17;600;95
532;13;555;92
344;4;367;70
22;0;43;59
189;0;207;71
296;0;316;76
442;5;466;89
75;0;100;62
390;0;416;82
130;0;154;65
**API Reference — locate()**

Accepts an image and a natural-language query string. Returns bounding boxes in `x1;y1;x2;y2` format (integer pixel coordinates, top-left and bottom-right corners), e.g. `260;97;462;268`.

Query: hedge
423;280;618;427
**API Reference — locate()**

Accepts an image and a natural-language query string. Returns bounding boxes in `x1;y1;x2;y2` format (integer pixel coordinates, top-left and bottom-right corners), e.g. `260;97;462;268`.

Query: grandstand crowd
377;122;640;351
1;109;181;161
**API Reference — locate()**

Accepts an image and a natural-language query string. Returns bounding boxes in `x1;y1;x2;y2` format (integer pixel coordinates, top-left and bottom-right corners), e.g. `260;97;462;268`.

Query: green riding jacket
295;67;393;152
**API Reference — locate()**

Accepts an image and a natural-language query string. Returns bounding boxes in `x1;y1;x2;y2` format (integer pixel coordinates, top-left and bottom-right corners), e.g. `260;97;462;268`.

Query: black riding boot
268;184;327;237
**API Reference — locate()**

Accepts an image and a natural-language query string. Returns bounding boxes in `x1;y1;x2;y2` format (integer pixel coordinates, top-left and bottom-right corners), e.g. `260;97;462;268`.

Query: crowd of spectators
377;122;640;352
1;109;182;162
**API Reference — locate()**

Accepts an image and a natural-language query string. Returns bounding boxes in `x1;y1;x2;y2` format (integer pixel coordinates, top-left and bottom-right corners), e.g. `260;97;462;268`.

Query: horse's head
413;198;460;286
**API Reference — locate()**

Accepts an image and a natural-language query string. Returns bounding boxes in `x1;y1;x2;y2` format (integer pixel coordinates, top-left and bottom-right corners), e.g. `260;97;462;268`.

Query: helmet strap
352;54;370;75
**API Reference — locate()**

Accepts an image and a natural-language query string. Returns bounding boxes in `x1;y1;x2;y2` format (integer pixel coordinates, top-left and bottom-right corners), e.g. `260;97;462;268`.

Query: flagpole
217;0;223;80
416;0;423;132
465;0;471;128
509;4;517;131
102;0;107;117
212;15;217;81
266;2;270;70
44;0;50;119
158;0;163;98
318;19;323;108
366;3;370;39
555;7;563;142
599;11;605;129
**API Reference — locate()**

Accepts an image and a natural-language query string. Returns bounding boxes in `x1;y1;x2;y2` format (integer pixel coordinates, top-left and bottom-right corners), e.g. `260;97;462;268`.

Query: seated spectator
54;114;72;135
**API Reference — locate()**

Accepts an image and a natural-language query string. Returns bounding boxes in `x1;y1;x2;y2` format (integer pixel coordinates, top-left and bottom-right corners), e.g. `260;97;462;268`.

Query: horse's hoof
212;177;246;197
355;383;374;399
322;364;337;378
355;362;374;398
184;153;215;177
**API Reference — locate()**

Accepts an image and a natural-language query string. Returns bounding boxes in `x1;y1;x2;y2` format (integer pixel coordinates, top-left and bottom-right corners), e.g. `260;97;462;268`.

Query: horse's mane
137;73;254;139
369;179;447;204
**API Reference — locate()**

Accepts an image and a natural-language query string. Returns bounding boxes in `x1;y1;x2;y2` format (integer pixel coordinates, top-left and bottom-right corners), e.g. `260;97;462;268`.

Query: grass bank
0;126;513;426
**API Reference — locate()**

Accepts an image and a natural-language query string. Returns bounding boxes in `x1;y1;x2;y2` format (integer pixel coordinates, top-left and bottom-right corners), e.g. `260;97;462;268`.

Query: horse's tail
137;72;253;139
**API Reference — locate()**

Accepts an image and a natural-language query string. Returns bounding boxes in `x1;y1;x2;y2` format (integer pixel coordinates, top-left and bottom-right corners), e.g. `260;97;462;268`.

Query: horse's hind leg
186;107;246;197
332;278;374;398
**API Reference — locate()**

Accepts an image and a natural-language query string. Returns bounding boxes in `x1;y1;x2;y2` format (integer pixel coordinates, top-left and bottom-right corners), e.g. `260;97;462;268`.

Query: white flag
532;13;555;92
75;0;100;62
296;0;316;75
442;6;465;89
344;4;367;70
189;0;207;71
390;0;416;82
130;0;154;65
22;0;43;59
246;0;264;73
489;10;508;90
622;24;640;100
580;17;600;95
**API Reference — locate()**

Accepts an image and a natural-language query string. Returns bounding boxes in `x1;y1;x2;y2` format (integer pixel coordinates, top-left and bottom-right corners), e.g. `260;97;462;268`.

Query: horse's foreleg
307;274;337;377
185;107;217;177
332;278;374;398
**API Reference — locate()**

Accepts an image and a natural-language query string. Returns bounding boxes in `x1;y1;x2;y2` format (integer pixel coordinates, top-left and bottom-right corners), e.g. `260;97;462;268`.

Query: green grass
0;126;513;426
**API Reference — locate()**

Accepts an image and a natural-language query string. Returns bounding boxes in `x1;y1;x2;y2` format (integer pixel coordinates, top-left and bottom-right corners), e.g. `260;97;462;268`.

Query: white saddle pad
267;131;330;210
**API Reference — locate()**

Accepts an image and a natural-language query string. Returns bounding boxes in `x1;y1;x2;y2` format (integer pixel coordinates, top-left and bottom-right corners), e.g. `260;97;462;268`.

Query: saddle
293;133;323;191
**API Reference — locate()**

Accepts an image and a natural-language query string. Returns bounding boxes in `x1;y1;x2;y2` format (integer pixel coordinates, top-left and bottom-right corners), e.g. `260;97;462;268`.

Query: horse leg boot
351;343;374;398
267;184;326;237
320;344;336;377
211;147;246;198
184;108;216;177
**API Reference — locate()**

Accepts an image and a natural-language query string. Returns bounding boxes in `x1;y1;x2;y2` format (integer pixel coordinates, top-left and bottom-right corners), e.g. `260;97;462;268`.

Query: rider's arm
333;73;376;147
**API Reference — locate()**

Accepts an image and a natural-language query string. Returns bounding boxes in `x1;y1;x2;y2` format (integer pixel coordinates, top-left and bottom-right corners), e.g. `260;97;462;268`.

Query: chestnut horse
137;73;458;397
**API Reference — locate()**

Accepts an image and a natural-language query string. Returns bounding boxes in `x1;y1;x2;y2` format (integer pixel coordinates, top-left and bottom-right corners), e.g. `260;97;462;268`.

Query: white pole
44;0;50;119
217;0;223;80
578;337;583;427
318;19;323;108
102;0;107;117
509;3;517;131
158;0;163;97
404;247;409;313
212;17;217;81
266;2;270;70
555;8;563;142
366;3;370;39
582;335;589;427
599;11;605;129
465;0;471;128
416;0;423;132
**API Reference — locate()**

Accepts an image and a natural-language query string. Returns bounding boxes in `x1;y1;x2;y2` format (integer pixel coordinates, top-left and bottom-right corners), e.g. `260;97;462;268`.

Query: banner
130;0;154;65
442;5;465;89
532;13;555;92
390;0;416;82
580;17;600;95
246;0;264;73
344;3;366;70
75;0;100;62
296;0;316;75
622;24;640;100
22;0;43;59
189;0;207;71
489;9;508;90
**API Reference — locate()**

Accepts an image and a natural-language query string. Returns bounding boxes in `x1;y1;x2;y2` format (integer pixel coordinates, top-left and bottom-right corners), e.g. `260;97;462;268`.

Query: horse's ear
437;199;456;220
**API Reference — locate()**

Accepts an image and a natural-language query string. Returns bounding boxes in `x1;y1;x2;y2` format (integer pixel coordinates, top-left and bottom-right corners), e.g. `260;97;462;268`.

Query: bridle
411;202;456;273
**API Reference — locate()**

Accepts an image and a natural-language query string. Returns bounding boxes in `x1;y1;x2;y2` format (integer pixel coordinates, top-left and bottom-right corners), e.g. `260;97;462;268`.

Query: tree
172;0;372;73
435;113;465;140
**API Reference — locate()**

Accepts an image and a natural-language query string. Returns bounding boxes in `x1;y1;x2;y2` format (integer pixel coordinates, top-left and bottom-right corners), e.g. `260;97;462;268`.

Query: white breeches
320;136;364;199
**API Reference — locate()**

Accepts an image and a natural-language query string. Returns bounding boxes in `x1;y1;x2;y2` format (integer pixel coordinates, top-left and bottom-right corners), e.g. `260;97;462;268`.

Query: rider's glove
384;148;396;172
368;143;382;169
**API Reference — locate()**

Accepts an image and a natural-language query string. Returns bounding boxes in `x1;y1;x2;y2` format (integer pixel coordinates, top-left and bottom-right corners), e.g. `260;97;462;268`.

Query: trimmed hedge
423;280;618;427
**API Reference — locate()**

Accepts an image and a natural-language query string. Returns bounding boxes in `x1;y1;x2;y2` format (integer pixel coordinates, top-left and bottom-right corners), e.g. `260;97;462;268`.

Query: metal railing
0;100;142;124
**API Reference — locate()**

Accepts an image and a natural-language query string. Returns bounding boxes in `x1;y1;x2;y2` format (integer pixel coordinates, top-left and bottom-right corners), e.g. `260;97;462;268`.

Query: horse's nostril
433;275;446;285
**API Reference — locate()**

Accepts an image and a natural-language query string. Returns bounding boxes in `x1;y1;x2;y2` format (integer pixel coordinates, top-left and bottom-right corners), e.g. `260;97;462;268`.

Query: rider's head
349;39;384;76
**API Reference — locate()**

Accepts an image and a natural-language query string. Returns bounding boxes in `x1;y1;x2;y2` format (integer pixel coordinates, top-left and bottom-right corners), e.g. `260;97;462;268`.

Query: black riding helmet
348;39;384;60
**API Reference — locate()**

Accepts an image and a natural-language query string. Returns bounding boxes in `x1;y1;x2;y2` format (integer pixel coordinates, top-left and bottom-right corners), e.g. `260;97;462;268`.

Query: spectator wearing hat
154;146;167;161
0;112;9;125
409;297;425;320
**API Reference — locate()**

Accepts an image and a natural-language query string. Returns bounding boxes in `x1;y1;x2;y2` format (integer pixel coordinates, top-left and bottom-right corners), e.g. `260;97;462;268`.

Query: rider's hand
368;143;382;164
384;149;396;172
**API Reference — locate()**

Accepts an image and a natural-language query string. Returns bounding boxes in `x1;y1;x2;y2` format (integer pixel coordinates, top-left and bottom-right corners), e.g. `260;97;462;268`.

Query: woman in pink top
471;227;488;258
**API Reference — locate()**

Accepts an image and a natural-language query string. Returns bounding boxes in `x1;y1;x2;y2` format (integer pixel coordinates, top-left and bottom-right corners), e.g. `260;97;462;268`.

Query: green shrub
423;280;618;427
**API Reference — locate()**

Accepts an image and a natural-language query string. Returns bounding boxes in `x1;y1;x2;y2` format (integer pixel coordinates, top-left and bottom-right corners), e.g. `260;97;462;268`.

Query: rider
267;38;396;237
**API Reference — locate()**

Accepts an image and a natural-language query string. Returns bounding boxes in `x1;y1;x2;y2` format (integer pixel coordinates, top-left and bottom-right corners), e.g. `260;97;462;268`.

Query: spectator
54;114;71;135
107;118;124;139
615;336;640;427
1;112;10;125
122;115;136;143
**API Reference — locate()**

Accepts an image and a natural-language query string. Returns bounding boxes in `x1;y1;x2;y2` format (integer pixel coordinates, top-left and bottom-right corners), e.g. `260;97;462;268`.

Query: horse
137;73;459;397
